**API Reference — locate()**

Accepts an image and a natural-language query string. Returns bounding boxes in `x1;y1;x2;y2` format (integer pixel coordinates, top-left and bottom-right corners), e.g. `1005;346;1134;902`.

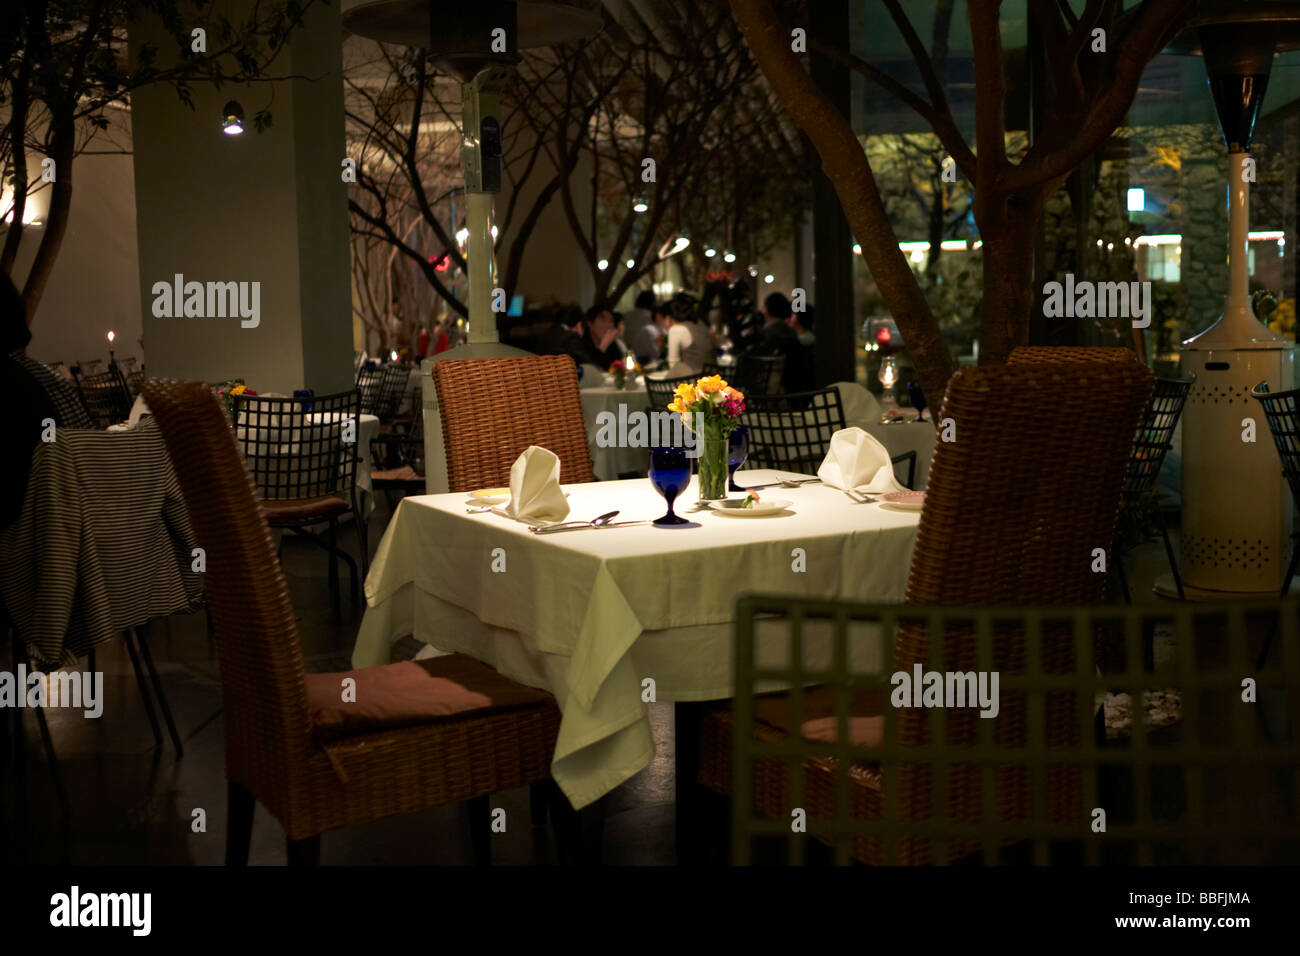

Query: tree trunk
22;108;76;320
976;192;1044;366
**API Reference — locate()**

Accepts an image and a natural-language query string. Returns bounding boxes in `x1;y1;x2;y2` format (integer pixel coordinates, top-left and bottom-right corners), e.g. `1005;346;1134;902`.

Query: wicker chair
1005;346;1140;365
744;387;918;489
233;389;368;620
76;364;133;429
699;357;1154;864
140;379;561;865
432;355;596;492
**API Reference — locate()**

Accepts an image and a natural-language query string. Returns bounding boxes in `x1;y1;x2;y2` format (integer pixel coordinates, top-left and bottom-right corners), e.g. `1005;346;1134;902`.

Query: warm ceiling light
597;258;608;270
763;274;774;284
704;248;716;258
723;251;736;263
222;100;245;135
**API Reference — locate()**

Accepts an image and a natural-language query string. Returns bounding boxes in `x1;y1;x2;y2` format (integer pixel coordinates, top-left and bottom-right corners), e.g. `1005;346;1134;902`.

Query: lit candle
107;330;116;361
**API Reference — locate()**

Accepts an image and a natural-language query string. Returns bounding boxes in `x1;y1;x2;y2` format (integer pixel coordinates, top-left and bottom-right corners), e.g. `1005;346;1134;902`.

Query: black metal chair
368;363;411;423
644;372;701;418
234;389;368;619
76;364;133;429
1113;376;1194;605
742;387;917;488
1250;381;1300;668
735;352;785;397
370;415;426;513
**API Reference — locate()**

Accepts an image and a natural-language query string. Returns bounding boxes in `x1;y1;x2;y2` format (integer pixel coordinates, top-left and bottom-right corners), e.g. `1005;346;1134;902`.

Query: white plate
466;494;508;506
878;491;926;511
707;498;793;517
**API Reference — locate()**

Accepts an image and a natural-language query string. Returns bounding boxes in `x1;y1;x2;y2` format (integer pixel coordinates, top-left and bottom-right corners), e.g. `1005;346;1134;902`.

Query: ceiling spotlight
723;251;736;263
748;266;757;277
597;258;609;271
626;258;635;269
222;100;245;135
633;194;648;214
704;248;716;258
852;243;862;255
764;274;774;284
673;236;690;252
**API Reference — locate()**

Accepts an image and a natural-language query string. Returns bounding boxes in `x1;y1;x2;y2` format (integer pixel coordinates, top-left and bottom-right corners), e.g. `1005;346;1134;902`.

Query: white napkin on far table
498;446;571;525
817;427;906;495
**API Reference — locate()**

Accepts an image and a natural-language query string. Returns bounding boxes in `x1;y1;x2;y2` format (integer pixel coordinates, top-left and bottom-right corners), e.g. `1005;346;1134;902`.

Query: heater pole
466;190;497;345
1227;149;1252;322
460;68;510;346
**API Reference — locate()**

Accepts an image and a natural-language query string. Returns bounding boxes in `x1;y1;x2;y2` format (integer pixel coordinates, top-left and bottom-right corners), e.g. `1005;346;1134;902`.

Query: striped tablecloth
0;420;204;667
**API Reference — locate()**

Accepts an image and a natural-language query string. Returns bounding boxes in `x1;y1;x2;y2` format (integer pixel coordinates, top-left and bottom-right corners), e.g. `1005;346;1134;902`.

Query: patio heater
341;0;602;492
1167;5;1300;596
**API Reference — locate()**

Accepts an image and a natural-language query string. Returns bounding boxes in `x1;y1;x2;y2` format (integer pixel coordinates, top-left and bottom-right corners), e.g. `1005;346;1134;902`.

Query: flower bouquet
610;359;628;390
215;379;258;423
665;374;746;500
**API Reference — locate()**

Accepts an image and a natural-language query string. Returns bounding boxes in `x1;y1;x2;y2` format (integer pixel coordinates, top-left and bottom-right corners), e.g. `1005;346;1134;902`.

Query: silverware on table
842;487;875;504
531;519;648;534
529;510;620;533
745;477;822;490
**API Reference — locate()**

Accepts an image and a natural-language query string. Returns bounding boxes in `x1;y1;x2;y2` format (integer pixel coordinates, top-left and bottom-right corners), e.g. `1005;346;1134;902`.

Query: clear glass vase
697;428;729;501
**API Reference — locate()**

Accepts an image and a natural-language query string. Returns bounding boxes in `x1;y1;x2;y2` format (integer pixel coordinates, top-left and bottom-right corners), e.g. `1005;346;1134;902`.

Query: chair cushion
305;653;554;741
800;716;884;747
372;465;422;483
260;495;349;523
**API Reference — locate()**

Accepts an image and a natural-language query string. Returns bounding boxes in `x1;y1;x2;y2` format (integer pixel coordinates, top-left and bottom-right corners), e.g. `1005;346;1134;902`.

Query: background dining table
579;382;652;480
352;469;921;810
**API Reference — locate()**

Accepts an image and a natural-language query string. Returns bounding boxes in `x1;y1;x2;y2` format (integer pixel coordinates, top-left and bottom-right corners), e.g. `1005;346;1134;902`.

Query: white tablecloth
353;470;920;808
837;382;936;489
580;385;652;480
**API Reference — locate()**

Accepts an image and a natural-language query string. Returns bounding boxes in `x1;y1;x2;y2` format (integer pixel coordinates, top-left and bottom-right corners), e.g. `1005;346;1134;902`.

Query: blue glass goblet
649;447;691;526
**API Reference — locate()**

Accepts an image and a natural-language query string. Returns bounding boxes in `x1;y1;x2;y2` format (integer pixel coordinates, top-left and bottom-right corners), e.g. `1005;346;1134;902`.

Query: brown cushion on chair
372;465;421;483
800;716;884;747
305;653;554;741
260;495;350;524
752;684;886;734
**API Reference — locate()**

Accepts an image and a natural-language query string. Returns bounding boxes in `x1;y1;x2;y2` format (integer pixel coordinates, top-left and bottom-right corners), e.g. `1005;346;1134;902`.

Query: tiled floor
2;508;1295;864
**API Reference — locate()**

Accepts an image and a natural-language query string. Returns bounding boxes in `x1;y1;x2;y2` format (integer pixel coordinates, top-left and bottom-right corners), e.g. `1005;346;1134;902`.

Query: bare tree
727;0;1193;406
1;0;321;321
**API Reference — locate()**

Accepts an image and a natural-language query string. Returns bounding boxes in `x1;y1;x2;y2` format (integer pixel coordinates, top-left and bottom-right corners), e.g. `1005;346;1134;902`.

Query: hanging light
852;243;862;255
597;258;609;271
626;258;635;268
632;194;648;213
763;274;774;284
704;247;716;258
222;101;245;135
723;251;736;263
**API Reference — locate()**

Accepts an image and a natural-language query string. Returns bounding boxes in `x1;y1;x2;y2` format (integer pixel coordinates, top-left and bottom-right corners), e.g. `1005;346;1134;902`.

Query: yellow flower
230;384;247;395
697;375;726;394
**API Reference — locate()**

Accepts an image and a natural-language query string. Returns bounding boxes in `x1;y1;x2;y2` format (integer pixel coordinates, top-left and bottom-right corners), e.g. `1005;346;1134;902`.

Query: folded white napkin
817;427;906;495
500;446;571;525
128;394;150;427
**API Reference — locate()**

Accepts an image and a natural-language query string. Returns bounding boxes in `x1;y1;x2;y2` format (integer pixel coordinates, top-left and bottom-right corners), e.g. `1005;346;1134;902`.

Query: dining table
579;379;651;480
352;468;921;812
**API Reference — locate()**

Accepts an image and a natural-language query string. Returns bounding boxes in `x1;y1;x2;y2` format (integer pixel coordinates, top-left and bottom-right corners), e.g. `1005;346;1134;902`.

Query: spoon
530;510;620;533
